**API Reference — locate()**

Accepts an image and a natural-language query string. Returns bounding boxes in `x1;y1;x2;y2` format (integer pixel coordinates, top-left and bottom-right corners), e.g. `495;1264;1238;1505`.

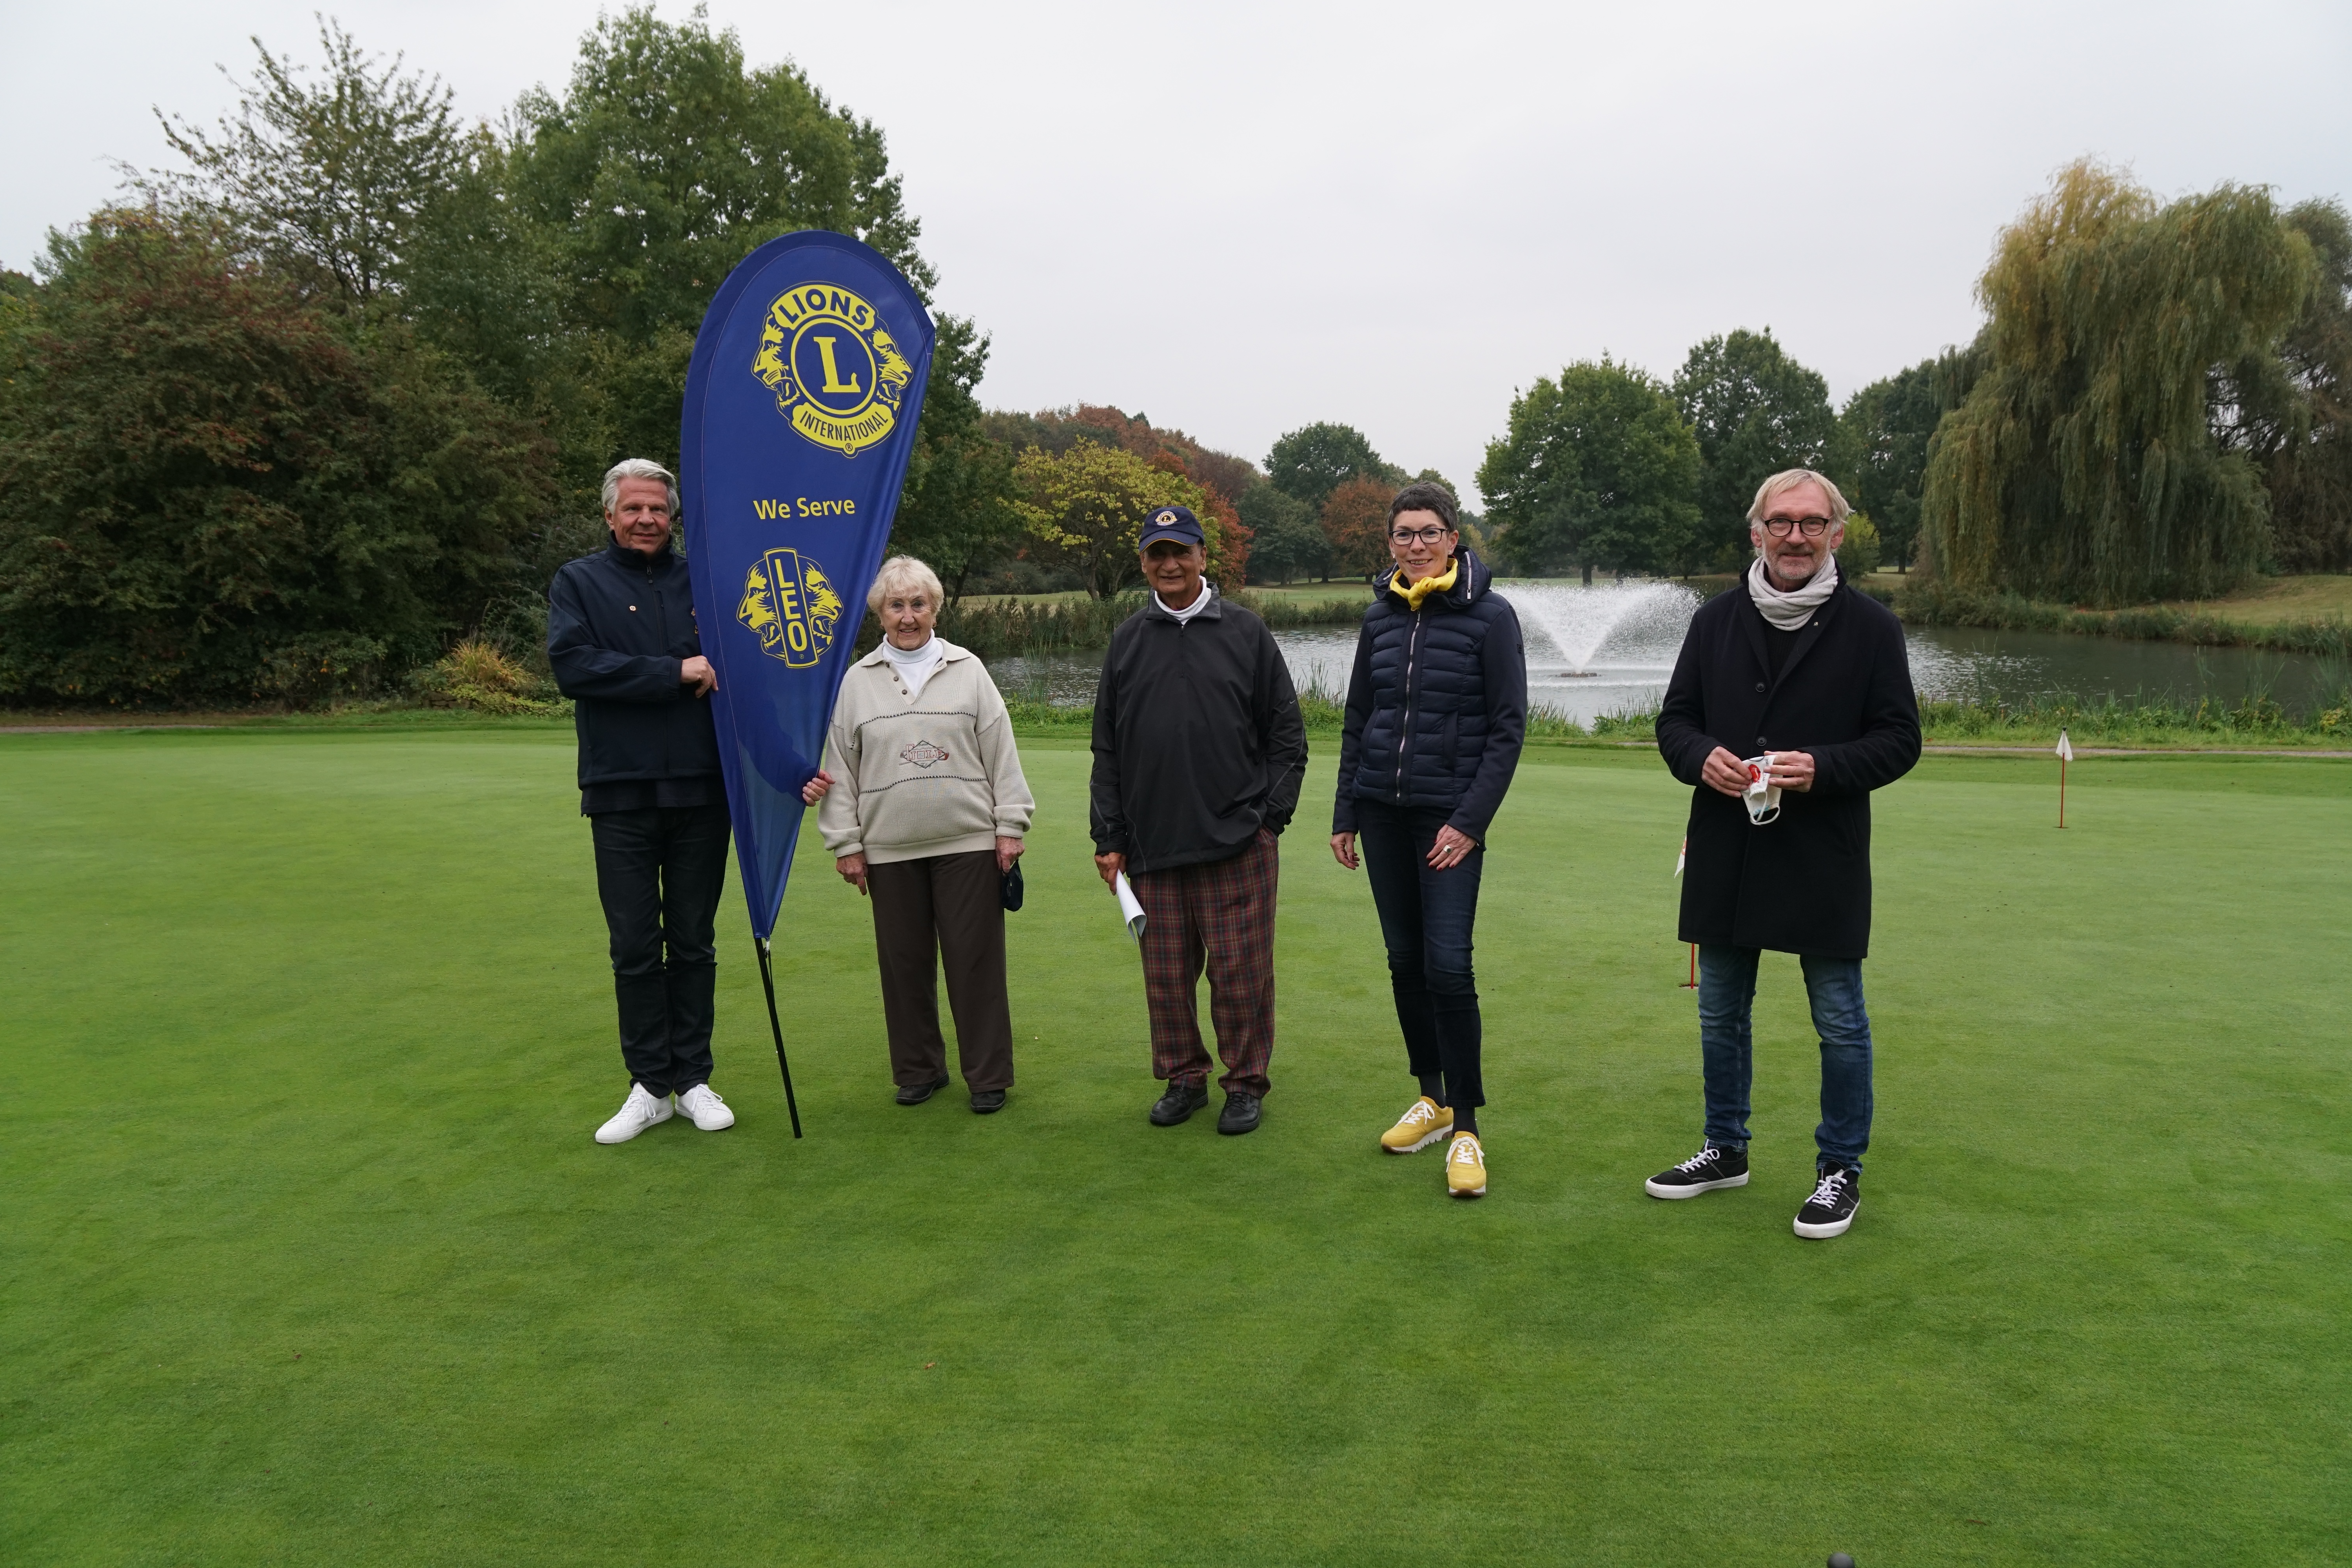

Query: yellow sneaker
1380;1095;1454;1153
1446;1132;1487;1198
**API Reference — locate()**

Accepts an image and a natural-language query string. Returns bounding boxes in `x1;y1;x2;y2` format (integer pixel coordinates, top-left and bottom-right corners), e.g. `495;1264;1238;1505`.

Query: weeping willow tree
1922;162;2315;605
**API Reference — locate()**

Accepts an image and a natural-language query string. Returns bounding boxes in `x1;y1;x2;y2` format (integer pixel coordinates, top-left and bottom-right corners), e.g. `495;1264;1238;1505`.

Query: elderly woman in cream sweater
800;556;1034;1113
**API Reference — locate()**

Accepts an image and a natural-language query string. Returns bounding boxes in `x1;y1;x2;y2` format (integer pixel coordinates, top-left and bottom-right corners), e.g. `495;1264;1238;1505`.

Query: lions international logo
899;740;951;769
736;548;844;668
750;283;915;457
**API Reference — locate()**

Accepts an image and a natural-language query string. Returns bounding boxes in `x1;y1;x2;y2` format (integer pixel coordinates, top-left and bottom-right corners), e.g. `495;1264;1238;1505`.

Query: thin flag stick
1673;838;1697;988
755;937;804;1138
2056;727;2073;830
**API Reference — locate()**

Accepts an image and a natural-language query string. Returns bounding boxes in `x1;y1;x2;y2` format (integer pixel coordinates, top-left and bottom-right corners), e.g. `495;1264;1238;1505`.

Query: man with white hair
548;458;739;1145
1645;468;1920;1238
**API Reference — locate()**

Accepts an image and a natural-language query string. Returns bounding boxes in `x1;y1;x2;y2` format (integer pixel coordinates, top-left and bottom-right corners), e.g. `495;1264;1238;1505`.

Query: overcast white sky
11;0;2349;500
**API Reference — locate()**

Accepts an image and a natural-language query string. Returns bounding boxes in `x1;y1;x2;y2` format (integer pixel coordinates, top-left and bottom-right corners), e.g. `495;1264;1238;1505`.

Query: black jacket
548;539;722;790
1657;583;1921;959
1333;548;1526;841
1089;590;1308;875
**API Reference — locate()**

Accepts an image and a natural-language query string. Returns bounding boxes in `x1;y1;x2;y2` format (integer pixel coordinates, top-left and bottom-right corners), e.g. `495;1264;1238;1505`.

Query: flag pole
754;937;804;1138
2056;726;2072;830
1673;838;1697;988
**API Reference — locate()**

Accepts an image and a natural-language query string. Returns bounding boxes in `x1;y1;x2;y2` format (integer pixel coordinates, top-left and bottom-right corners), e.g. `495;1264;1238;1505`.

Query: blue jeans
1356;798;1485;1109
1697;944;1873;1171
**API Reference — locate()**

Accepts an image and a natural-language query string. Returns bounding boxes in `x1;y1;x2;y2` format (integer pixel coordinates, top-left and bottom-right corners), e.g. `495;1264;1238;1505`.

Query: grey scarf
1746;554;1839;631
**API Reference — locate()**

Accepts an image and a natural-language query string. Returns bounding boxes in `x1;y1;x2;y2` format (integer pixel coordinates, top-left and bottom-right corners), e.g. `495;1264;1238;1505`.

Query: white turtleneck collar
880;632;947;699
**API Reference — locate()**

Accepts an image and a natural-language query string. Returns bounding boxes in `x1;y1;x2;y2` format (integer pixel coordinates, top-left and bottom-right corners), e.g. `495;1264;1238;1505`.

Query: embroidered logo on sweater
900;739;951;768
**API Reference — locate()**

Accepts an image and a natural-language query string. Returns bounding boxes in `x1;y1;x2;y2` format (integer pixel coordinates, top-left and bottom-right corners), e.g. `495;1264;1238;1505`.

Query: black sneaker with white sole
1793;1165;1860;1238
1644;1144;1750;1199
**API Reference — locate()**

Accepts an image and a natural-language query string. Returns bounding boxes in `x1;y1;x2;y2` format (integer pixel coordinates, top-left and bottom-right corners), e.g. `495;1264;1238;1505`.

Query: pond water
987;583;2345;724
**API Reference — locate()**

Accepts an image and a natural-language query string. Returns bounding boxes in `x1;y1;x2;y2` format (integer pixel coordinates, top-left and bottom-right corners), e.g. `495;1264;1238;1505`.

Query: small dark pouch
1001;859;1024;912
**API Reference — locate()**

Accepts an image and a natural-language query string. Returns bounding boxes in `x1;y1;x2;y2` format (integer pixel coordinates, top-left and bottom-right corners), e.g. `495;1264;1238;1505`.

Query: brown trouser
866;850;1014;1091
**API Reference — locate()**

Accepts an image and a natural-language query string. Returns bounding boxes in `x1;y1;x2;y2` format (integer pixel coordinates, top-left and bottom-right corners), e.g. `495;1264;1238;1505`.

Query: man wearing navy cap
1090;505;1308;1134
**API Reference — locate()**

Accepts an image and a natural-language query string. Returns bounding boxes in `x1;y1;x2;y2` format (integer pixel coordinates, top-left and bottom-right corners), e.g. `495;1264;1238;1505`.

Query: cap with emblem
1136;505;1205;550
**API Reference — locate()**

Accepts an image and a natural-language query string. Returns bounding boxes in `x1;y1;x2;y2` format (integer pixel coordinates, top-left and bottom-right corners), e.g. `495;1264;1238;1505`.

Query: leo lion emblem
736;547;843;668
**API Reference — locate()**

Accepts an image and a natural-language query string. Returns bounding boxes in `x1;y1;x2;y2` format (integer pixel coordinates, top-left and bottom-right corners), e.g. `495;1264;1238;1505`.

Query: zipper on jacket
1395;606;1425;800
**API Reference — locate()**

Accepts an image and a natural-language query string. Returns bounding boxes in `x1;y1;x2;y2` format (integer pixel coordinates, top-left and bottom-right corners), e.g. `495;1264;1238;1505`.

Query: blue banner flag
681;231;936;941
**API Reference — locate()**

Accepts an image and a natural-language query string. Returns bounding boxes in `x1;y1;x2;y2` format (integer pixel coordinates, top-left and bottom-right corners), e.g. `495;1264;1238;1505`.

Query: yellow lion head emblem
735;547;840;669
799;559;845;647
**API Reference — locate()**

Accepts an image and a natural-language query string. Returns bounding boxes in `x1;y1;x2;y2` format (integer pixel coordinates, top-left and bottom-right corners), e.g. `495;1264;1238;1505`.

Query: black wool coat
1656;583;1921;959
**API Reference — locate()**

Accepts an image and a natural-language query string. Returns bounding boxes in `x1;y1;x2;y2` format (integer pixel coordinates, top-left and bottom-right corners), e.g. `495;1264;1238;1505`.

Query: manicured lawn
2161;572;2352;624
3;731;2346;1566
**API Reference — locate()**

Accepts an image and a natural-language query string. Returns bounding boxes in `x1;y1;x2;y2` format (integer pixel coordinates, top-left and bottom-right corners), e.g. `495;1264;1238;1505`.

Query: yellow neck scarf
1392;557;1459;611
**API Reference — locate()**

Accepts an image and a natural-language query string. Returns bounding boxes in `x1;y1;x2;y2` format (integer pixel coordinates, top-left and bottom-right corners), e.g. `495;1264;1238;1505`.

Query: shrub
410;639;561;714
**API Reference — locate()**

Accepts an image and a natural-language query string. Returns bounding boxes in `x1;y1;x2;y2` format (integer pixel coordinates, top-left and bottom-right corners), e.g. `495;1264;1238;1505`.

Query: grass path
3;734;2347;1565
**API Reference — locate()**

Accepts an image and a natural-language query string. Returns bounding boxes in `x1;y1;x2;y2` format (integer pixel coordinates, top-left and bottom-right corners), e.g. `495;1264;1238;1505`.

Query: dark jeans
589;803;731;1098
1697;944;1873;1170
1356;798;1485;1111
867;851;1014;1091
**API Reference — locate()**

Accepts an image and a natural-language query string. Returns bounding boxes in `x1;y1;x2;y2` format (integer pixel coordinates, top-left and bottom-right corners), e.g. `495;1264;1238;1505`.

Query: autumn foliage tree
986;405;1259;586
1013;441;1226;597
1319;476;1397;579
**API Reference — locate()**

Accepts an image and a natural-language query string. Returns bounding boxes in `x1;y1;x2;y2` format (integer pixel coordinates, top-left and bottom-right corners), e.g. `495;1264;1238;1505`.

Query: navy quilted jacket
1332;548;1527;840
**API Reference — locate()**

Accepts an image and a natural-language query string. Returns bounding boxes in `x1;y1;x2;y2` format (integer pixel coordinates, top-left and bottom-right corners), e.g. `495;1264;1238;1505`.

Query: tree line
1479;161;2352;606
4;17;2344;710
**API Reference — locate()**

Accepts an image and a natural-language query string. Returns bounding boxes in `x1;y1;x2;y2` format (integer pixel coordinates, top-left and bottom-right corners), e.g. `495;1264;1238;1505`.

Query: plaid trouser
1131;829;1279;1096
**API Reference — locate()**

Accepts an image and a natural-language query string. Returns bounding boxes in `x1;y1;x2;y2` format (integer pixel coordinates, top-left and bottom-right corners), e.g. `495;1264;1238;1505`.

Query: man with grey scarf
1645;468;1921;1240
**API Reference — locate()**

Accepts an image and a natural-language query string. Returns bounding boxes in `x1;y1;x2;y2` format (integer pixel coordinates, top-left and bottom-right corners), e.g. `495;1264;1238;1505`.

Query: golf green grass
3;729;2346;1566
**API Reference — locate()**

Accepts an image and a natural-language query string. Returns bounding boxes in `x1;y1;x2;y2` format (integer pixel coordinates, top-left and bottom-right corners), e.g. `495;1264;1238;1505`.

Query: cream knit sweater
816;639;1034;865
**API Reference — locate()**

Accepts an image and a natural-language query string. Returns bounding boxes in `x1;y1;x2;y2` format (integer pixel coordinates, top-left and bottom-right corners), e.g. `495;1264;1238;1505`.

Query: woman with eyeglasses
1330;482;1527;1199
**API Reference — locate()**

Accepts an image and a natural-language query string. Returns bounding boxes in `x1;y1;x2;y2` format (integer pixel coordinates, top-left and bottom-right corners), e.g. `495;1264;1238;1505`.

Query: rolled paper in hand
1112;871;1146;942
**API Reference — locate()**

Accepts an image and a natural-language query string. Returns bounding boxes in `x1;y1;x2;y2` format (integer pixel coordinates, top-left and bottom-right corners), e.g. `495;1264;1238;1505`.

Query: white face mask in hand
1742;753;1782;825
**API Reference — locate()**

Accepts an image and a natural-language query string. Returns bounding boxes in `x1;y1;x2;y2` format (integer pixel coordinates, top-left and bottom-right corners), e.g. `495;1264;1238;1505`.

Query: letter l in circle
813;336;862;394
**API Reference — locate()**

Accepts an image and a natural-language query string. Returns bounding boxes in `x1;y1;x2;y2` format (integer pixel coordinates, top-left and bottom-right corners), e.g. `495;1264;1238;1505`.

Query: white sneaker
675;1083;736;1132
594;1083;673;1144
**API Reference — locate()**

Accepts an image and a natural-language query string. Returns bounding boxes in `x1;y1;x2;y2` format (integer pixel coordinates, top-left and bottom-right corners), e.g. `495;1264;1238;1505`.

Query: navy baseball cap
1137;505;1205;550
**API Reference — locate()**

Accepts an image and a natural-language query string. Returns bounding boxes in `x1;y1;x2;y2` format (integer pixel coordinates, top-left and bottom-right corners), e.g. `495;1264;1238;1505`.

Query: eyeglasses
1389;525;1454;545
1760;516;1833;539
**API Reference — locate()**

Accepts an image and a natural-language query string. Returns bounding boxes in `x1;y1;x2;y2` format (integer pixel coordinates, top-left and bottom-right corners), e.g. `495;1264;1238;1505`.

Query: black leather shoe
1149;1081;1209;1125
1217;1091;1263;1135
970;1088;1007;1114
895;1078;949;1106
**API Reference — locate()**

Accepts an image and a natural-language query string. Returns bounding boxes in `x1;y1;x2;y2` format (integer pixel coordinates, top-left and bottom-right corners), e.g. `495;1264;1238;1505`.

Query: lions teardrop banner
681;231;936;945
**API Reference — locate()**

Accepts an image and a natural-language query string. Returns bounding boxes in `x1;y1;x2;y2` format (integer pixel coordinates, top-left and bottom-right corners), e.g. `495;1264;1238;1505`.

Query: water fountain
1507;580;1702;675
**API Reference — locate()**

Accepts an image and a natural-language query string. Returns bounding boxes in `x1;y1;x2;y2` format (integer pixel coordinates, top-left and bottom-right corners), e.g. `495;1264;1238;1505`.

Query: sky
11;0;2350;502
